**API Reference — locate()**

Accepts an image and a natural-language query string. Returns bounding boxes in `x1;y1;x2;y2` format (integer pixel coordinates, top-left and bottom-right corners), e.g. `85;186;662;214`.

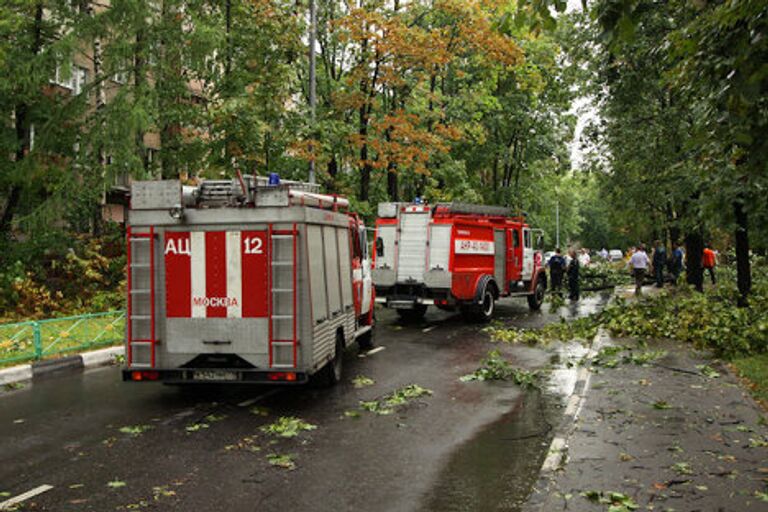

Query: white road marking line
541;438;566;472
238;389;278;408
422;326;437;333
364;346;386;356
0;485;54;510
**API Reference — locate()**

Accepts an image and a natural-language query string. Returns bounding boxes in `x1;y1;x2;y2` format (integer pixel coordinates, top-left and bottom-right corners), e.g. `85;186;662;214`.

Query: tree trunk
733;198;751;306
324;155;338;193
134;27;148;174
358;104;370;201
387;163;398;201
1;3;44;236
684;230;704;292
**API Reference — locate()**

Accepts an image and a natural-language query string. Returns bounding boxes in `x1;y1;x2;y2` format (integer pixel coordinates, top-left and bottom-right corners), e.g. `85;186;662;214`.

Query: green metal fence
0;311;125;367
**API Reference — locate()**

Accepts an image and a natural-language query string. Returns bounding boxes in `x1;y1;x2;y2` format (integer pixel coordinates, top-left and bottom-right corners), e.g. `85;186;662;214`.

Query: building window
52;64;88;95
112;70;129;84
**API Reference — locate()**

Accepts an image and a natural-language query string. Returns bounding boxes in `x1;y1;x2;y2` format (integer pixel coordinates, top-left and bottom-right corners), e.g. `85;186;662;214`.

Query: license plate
389;301;416;309
193;370;238;381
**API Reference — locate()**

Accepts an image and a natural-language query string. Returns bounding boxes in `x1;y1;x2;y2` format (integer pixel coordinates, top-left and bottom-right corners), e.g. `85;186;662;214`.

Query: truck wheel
313;334;344;387
527;278;545;311
462;287;495;323
357;319;375;352
396;305;427;322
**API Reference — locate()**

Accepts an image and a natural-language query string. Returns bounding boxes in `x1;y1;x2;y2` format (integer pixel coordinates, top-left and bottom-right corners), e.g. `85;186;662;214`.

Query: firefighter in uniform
548;248;567;295
567;248;580;301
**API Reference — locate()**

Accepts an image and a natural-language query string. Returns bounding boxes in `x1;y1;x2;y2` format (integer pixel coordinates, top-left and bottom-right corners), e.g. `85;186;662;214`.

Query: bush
0;224;126;322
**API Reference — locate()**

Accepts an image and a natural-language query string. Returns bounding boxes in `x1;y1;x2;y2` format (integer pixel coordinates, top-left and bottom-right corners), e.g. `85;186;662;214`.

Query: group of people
547;242;719;300
546;248;581;301
626;242;717;295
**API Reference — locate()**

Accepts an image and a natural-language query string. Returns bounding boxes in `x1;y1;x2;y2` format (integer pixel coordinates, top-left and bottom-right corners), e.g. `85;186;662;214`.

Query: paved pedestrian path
525;336;768;511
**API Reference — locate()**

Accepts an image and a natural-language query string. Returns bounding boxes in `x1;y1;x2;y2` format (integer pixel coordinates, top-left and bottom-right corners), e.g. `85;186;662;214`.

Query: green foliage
487;264;768;358
266;453;296;470
599;277;768;357
461;350;541;388
351;375;375;388
358;383;433;416
118;424;153;436
0;225;125;321
731;353;768;406
580;490;639;511
260;416;317;438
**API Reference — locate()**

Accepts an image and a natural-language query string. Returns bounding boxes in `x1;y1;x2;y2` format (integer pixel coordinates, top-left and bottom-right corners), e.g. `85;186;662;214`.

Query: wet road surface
1;294;610;511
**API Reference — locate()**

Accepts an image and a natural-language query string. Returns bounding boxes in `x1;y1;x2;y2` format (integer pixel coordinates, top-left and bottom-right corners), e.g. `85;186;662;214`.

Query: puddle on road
419;389;561;512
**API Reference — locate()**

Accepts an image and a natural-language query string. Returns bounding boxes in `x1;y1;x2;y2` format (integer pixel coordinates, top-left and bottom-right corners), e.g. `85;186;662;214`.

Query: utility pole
308;0;317;184
556;199;560;248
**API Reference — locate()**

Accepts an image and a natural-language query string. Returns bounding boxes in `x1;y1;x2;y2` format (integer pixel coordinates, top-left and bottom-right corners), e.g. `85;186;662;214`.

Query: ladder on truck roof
434;202;514;217
126;226;157;368
268;224;298;369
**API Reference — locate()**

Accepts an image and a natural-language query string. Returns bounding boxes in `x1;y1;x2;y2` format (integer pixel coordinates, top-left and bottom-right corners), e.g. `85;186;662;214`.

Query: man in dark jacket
652;240;666;288
567;248;580;301
548;248;566;296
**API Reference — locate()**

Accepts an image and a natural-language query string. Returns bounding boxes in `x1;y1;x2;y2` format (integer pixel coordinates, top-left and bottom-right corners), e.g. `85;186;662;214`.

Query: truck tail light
131;370;160;381
268;371;297;382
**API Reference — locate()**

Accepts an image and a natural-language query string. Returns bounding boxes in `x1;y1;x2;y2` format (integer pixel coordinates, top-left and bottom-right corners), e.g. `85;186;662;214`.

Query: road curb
539;327;609;473
1;346;124;388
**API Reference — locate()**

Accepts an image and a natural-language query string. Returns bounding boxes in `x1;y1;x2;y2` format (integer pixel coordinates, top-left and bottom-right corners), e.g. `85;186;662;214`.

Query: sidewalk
525;335;768;511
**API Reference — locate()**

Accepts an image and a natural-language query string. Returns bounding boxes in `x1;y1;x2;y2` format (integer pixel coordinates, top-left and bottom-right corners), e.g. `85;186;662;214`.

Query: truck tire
461;286;495;323
396;304;427;322
357;330;374;351
313;334;344;387
527;277;546;311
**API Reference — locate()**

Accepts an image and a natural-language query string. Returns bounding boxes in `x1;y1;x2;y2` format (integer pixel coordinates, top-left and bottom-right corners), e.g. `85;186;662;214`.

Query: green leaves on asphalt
107;479;127;489
581;490;639;511
652;400;673;410
670;462;694;475
461;350;540;388
185;423;209;433
357;384;433;416
267;453;296;470
696;365;721;379
351;375;375;388
118;425;153;437
260;416;317;438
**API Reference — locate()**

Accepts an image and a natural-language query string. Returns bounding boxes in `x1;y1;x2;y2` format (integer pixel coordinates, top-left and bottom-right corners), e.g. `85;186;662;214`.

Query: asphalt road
0;294;610;512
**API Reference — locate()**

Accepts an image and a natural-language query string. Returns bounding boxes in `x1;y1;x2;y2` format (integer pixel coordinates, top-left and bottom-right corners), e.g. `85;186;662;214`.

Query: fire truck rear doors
396;209;430;282
163;230;270;356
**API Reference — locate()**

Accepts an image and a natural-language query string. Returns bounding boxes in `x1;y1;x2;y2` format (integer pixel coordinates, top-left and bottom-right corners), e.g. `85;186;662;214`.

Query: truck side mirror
536;234;544;250
376;237;384;257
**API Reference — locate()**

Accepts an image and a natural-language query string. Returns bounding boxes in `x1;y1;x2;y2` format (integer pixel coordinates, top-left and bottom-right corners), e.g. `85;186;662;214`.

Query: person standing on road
628;244;649;295
652;240;666;288
702;244;717;285
600;247;609;260
670;242;684;285
548;248;567;295
578;248;591;267
567;248;580;301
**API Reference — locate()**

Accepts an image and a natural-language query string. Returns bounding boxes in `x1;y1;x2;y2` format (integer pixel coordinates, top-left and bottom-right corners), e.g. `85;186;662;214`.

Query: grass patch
0;312;125;367
731;353;768;406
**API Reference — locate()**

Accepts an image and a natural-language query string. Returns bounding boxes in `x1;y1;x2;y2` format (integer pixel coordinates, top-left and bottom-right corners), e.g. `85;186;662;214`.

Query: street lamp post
308;0;317;184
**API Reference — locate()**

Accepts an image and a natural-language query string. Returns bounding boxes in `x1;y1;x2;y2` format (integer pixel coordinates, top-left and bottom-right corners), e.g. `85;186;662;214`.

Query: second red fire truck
372;202;546;321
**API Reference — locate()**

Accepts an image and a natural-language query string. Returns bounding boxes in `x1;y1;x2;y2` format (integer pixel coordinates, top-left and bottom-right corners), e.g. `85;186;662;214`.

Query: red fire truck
124;175;373;386
372;202;546;321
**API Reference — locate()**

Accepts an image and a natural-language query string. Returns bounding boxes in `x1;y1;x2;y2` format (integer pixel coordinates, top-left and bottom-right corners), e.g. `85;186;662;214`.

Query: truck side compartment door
494;229;506;294
507;228;523;283
359;226;373;317
522;228;534;281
